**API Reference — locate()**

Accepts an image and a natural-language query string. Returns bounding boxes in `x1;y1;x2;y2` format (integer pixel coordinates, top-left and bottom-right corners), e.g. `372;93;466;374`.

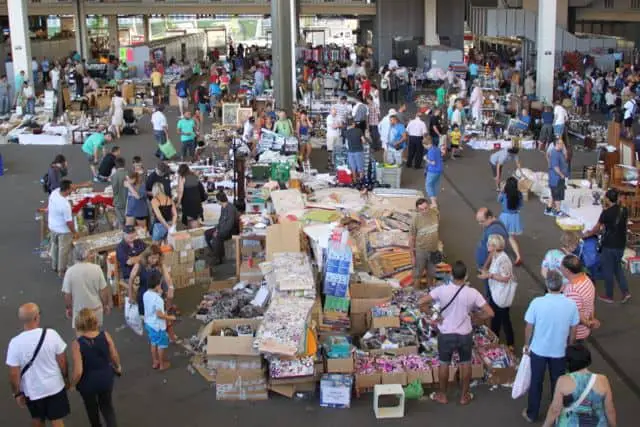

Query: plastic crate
376;165;402;188
251;164;271;181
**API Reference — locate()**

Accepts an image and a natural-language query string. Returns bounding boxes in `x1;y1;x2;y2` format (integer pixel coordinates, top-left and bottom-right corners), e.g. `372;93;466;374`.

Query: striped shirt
563;273;596;340
334;103;351;127
368;104;380;126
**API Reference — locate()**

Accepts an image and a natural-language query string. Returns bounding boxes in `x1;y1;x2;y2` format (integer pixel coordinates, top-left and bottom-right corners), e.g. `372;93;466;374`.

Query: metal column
535;0;556;104
108;15;119;55
271;0;296;115
74;0;90;59
7;0;32;93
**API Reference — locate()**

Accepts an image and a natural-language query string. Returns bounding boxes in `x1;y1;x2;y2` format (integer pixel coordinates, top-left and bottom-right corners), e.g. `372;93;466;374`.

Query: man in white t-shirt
48;180;76;277
151;105;169;159
623;98;636;135
6;303;69;425
553;101;568;137
326;107;342;170
49;64;61;92
62;243;111;328
406;112;427;169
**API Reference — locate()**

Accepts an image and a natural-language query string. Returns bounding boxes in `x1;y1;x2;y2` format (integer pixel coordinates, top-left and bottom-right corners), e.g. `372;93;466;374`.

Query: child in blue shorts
143;272;175;370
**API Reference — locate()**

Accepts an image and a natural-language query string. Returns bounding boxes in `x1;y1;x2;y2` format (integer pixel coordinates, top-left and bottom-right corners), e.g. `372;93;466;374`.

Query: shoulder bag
20;328;48;378
488;252;518;308
440;283;466;314
561;374;600;425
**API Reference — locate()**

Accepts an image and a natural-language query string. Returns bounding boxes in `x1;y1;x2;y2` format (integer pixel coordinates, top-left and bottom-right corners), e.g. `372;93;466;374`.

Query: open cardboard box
355;372;381;390
266;222;302;261
350;281;393;335
324;355;355;374
407;369;433;384
369;314;400;329
206;318;262;358
381;371;407;386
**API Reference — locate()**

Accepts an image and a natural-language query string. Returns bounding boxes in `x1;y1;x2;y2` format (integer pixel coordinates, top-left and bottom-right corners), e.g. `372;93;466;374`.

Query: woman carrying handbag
479;234;517;348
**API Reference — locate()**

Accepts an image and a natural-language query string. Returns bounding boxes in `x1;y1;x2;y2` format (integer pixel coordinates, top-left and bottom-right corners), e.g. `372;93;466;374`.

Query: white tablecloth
466;139;536;150
18;134;69;145
563;204;602;231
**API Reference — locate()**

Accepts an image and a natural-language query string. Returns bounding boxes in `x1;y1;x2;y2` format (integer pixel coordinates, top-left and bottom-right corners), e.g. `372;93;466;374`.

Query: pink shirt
429;282;487;335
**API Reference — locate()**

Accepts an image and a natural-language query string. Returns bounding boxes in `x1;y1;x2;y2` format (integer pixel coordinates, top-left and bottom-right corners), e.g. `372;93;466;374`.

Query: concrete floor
0;107;638;426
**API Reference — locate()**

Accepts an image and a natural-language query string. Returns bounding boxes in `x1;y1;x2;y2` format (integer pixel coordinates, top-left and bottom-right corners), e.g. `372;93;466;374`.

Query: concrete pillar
524;0;567;29
74;0;89;59
424;0;439;46
7;0;32;90
536;0;556;104
108;15;119;55
143;15;150;43
271;0;296;115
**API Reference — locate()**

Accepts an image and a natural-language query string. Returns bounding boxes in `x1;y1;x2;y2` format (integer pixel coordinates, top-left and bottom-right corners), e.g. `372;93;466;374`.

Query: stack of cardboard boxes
166;228;211;288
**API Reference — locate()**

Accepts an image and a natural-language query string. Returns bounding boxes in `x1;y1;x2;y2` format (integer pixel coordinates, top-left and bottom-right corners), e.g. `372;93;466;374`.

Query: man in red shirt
361;75;371;100
561;254;600;342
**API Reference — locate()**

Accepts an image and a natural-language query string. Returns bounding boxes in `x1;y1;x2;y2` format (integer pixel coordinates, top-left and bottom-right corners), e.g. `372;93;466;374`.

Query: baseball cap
388;108;397;116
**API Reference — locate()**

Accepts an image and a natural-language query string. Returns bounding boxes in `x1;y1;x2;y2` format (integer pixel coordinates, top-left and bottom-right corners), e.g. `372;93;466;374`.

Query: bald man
6;303;70;426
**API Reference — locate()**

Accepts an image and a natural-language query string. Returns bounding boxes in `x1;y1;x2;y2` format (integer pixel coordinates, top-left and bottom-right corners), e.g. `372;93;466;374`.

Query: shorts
326;135;340;151
85;152;97;165
414;249;438;281
437;333;473;364
198;102;208;115
152;85;162;97
182;140;196;158
178;97;188;110
152;222;168;242
490;162;498;178
425;172;442;197
347;151;365;173
551;181;566;202
624;117;633;128
26;388;70;422
145;324;169;349
553;124;565;137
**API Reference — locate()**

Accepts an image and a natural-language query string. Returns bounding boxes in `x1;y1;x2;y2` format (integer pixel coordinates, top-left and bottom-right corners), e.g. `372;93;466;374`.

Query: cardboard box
206;318;262;358
320;374;353;408
406;369;433;384
481;345;517;385
381;371;407;386
266;222;302;261
325;356;355;374
269;381;316;398
163;250;178;266
350;313;369;336
355;372;381;390
208;279;237;291
215;369;268;401
471;363;485;379
169;232;192;251
370;315;400;329
366;346;418;356
350;281;393;334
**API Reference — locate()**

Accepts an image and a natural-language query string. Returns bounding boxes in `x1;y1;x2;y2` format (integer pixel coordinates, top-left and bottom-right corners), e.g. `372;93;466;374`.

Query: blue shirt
498;192;522;214
476;220;509;267
525;293;579;358
519;115;531;126
469;63;479;77
143;290;166;331
389;123;407;150
541;111;554;124
489;149;518;166
209;82;221;97
176;80;188;98
116;239;147;280
426;146;443;174
549;148;567;187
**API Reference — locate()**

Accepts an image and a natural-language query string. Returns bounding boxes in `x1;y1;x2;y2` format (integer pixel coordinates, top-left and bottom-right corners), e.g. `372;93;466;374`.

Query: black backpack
41;171;50;194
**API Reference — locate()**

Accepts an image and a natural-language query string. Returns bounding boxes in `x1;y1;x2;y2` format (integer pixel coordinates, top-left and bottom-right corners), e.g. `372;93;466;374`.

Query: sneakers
555;210;569;218
544;207;555;216
621;293;632;304
598;295;614;304
521;409;534;423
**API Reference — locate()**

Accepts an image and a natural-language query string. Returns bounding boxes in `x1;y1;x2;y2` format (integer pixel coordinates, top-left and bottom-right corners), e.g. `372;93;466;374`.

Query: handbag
511;354;531;399
159;139;177;159
488;252;518;308
21;328;47;378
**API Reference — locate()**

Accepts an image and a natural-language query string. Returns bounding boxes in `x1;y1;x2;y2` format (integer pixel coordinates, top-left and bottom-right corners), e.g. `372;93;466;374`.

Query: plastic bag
403;380;424;400
159;140;177;159
125;297;144;336
511;354;531;399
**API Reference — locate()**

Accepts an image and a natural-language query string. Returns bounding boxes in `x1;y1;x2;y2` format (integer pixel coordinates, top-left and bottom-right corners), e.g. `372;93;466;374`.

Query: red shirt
563;273;596;340
209;73;219;84
361;79;371;99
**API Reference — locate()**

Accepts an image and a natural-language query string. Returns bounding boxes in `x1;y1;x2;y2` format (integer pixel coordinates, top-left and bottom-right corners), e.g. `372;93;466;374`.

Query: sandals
429;392;448;404
460;392;475;405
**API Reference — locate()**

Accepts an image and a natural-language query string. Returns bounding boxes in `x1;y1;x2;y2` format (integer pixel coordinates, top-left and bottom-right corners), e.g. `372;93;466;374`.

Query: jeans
0;94;9;114
488;294;514;346
553;124;565;137
405;85;414;102
407;136;424;168
369;125;381;150
26;98;35;114
431;134;440;147
181;140;196;159
152;222;168;242
386;147;403;165
80;389;117;427
389;89;398;104
50;231;72;272
425;172;442;197
527;352;565;421
600;247;630;298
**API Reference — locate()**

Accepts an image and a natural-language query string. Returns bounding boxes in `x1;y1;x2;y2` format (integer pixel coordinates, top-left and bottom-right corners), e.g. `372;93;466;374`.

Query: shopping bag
403;380;424;400
124;297;144;336
159;139;177;159
511;354;531;399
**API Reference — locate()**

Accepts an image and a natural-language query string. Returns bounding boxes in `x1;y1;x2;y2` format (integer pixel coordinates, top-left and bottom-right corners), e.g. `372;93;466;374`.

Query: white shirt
47;189;72;234
32;60;39;71
22;86;33;98
378;115;392;145
450;109;462;126
242;120;254;141
326;114;341;138
50;69;60;89
347;65;356;76
143;290;166;331
151;111;167;132
624;99;636;120
62;262;107;326
5;328;67;400
605;92;616;106
406;117;427;137
553;105;568;125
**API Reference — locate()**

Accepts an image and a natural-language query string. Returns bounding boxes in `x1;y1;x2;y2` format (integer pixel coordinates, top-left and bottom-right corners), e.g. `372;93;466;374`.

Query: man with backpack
43;155;68;194
175;75;189;118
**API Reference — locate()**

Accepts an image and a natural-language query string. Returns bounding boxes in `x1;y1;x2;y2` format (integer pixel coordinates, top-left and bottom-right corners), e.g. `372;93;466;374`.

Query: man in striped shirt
367;95;381;151
561;255;600;342
334;96;352;136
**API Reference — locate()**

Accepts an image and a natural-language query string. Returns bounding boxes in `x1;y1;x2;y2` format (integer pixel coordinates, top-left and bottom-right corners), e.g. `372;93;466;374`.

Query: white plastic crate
376;165;402;188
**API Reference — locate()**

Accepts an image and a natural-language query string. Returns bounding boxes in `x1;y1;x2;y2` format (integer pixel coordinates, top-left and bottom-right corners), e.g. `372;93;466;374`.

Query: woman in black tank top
150;182;177;243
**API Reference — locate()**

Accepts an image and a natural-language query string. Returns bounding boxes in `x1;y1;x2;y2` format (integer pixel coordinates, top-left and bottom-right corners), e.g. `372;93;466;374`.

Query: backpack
176;82;187;98
380;76;389;90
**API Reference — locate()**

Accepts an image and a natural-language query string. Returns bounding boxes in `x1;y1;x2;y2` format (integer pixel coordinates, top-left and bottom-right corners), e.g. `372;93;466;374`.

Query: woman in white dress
110;90;125;138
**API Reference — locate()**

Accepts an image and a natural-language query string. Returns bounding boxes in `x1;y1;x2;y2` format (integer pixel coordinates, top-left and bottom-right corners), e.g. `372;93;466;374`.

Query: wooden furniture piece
620;138;637;167
232;233;266;281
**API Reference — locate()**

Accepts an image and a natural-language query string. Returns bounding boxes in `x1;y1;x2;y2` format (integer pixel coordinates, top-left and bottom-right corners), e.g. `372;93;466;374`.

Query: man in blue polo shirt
116;226;147;283
545;138;569;217
386;115;407;165
522;270;579;423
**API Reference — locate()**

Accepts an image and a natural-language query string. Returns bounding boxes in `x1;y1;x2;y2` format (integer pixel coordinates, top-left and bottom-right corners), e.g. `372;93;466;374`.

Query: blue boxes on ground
320;374;353;408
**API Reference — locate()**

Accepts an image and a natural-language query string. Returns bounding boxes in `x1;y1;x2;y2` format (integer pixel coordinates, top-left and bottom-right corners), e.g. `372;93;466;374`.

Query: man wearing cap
386;115;407;166
116;226;147;283
378;108;396;154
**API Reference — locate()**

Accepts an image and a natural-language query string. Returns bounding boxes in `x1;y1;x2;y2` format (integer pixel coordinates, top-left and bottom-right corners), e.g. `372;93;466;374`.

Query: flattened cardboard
471;363;484;379
207;279;237;291
350;313;368;335
266;222;302;260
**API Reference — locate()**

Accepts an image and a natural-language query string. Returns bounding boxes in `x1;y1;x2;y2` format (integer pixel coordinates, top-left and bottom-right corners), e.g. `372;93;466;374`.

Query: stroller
122;109;139;135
